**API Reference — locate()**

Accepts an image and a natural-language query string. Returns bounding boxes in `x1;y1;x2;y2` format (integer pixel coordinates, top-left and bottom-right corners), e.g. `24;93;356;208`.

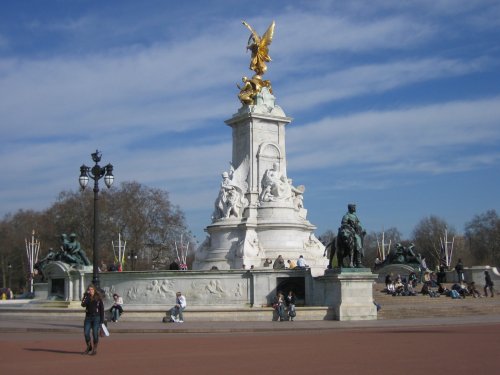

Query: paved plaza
0;315;499;375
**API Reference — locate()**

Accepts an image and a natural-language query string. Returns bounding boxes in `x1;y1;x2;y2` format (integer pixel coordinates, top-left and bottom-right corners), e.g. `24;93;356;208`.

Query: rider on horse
338;203;366;268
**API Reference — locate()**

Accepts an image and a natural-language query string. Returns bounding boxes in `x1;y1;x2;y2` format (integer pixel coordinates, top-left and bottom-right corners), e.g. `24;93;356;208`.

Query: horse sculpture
326;229;364;269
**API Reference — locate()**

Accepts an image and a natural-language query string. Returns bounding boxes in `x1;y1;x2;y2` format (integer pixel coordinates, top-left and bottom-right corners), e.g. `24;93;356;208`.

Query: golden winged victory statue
237;20;275;105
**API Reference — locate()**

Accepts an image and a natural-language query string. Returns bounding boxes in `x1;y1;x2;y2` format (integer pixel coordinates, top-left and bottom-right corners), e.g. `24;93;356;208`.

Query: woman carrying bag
81;284;105;355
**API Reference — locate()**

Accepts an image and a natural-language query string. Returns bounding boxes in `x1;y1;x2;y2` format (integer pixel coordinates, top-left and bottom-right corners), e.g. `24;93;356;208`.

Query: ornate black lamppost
79;150;114;288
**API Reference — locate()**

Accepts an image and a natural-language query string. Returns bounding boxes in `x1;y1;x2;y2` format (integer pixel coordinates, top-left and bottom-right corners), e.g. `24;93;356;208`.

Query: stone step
0;305;335;322
373;283;500;319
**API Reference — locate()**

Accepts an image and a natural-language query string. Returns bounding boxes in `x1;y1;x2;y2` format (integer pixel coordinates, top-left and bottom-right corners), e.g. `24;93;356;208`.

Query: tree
364;227;403;267
318;230;335;246
43;181;191;271
412;216;457;269
465;210;500;267
0;210;46;290
104;181;189;270
0;181;192;291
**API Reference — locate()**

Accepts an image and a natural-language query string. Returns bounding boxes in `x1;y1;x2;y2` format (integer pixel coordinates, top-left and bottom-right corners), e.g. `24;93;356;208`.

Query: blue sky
1;0;499;244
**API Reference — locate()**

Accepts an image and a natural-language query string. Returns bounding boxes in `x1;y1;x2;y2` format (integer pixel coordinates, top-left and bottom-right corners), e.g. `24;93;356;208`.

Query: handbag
100;323;110;337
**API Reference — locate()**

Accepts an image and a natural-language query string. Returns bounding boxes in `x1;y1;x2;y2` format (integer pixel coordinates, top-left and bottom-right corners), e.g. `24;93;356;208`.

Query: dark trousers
484;285;494;296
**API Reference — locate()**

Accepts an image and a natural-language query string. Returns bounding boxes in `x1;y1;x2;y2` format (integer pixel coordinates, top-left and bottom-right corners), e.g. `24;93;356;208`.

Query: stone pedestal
193;88;327;276
42;261;90;301
316;269;378;321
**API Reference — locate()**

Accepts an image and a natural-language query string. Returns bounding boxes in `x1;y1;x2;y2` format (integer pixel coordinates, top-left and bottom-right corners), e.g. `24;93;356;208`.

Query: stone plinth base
315;268;378;321
36;267;378;322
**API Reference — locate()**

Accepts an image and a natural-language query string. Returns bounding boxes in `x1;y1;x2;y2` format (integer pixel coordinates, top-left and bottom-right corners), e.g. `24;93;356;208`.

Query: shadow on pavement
24;348;82;355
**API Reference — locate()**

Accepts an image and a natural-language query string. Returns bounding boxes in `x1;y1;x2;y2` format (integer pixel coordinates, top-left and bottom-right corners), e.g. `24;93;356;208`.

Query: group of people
384;268;495;299
384;273;419;297
80;284;187;355
273;291;297;321
273;254;308;270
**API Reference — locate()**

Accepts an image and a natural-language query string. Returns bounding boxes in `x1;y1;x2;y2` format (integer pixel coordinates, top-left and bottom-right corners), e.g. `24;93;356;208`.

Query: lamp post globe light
79;150;114;288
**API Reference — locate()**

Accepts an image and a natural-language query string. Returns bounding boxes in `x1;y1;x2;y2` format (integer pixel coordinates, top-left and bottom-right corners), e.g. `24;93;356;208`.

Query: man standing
169;292;187;323
419;256;428;283
455;258;465;282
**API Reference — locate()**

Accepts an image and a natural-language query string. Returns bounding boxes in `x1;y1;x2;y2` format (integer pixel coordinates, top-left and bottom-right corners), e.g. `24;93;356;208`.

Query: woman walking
81;284;105;355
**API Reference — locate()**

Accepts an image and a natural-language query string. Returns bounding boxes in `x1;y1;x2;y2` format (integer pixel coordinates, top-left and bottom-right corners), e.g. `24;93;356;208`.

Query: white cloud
287;96;500;174
280;56;487;111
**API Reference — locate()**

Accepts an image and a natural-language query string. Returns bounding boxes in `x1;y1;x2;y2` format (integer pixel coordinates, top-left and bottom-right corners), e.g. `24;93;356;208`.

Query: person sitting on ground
403;278;417;296
296;255;307;270
273;255;285;270
451;283;469;298
168;292;187;323
423;271;431;285
467;282;482;298
459;282;470;298
437;283;450;296
394;276;404;296
386;280;396;295
449;288;461;299
385;273;394;292
287;259;297;269
429;272;439;287
408;271;418;288
421;282;439;297
109;293;124;322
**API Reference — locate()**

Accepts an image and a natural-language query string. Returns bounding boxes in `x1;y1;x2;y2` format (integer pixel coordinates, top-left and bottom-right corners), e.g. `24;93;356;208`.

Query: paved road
1;315;500;375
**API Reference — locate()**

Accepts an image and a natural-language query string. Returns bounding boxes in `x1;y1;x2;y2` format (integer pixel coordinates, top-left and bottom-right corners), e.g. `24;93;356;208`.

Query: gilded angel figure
242;20;275;76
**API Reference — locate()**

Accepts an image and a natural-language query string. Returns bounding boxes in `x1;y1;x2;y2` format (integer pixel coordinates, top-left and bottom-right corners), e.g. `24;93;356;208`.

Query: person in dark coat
455;259;465;282
273;255;285;270
81;284;105;355
285;290;297;321
484;270;494;297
